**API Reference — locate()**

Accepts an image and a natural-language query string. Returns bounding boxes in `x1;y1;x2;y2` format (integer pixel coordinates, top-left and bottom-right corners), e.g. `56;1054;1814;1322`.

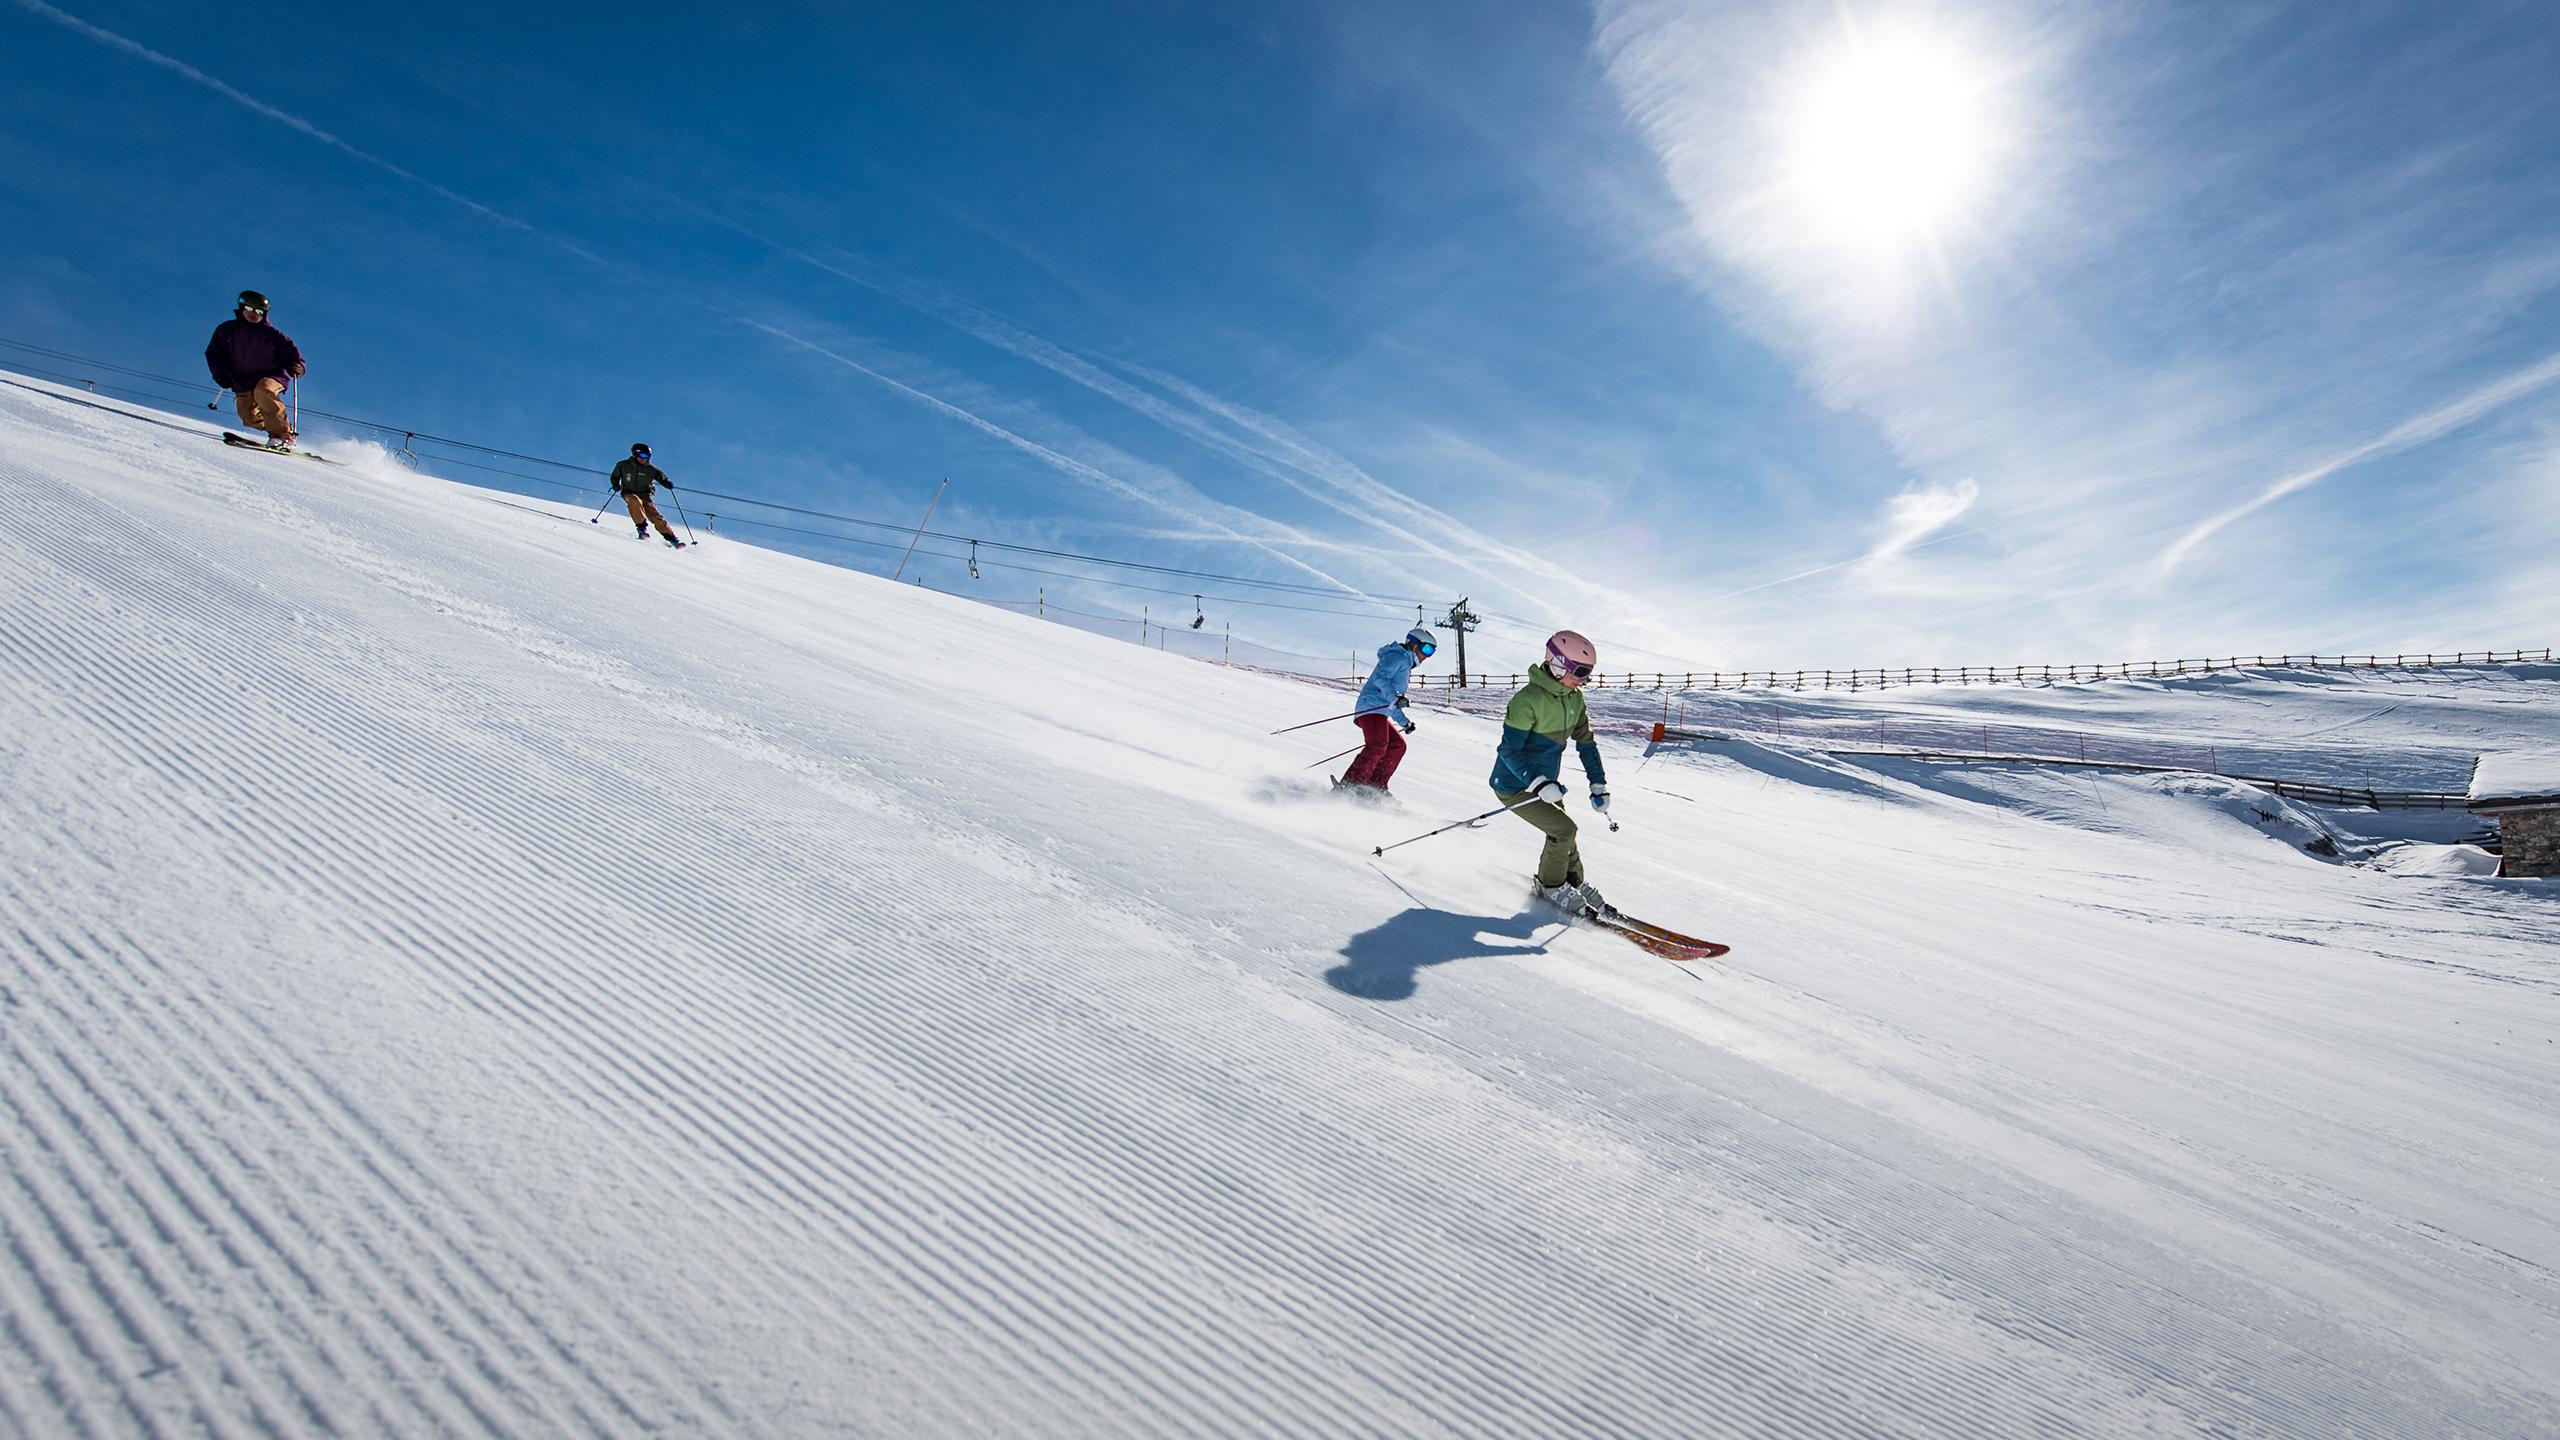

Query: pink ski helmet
1544;629;1596;687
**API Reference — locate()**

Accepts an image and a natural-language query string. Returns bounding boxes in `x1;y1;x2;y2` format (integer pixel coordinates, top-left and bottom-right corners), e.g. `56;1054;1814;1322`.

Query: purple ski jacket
205;318;305;393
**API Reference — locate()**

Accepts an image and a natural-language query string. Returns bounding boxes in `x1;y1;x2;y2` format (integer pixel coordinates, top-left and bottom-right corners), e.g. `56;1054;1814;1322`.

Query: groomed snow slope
3;377;2557;1438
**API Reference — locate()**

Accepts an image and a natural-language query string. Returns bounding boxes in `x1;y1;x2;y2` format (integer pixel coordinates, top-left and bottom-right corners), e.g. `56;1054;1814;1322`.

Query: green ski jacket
1488;665;1606;794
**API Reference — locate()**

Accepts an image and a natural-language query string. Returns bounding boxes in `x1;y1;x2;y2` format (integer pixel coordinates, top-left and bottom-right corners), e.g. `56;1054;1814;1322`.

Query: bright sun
1780;26;2004;258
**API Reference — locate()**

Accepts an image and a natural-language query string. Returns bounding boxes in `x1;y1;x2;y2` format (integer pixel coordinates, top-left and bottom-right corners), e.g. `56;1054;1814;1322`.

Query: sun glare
1780;26;2004;259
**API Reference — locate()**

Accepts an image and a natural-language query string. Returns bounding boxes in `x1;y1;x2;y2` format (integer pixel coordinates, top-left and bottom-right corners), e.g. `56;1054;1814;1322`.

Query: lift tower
1434;597;1482;687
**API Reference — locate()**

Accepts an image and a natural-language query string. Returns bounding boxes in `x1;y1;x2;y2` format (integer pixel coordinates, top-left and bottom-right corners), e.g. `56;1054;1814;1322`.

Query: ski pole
1305;743;1362;770
1372;791;1553;858
589;492;619;524
207;387;223;411
1270;707;1387;736
664;488;699;543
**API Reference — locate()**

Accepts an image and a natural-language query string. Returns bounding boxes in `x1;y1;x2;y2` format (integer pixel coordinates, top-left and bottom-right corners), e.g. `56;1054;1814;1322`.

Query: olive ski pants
1496;789;1582;887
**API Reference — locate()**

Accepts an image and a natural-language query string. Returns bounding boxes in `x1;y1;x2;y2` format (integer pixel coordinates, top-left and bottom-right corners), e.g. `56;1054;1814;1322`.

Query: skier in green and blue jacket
1490;629;1611;911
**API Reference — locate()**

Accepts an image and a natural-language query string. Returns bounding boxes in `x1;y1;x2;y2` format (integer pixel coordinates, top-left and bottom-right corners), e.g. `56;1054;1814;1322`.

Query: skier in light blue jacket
1340;627;1436;792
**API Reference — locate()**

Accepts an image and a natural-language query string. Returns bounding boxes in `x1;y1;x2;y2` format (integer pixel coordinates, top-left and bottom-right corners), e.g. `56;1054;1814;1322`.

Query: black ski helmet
237;290;269;313
631;442;651;458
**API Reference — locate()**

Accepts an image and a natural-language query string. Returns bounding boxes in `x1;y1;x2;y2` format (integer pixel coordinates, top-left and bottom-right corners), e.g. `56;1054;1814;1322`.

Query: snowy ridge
4;377;2559;1437
1630;669;2560;794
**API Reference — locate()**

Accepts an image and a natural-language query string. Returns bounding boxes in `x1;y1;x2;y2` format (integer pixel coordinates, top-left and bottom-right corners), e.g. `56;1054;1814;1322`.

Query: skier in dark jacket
1491;629;1611;911
204;290;305;448
1340;627;1434;793
608;443;685;546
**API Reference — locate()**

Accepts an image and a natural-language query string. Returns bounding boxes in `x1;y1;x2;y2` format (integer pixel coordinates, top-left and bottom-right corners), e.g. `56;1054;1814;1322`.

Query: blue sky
4;0;2557;673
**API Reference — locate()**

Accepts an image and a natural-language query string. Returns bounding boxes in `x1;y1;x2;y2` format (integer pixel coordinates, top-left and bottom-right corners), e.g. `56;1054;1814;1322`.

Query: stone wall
2498;807;2560;878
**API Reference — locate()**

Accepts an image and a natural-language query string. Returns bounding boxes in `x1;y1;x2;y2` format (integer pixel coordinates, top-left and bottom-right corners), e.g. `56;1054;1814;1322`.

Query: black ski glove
660;479;674;489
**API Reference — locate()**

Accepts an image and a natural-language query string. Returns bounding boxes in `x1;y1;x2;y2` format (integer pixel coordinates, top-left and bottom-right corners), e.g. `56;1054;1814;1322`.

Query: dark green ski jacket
610;457;669;495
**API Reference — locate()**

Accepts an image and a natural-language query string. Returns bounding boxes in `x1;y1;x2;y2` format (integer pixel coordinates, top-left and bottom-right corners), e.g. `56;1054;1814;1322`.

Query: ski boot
1533;881;1588;913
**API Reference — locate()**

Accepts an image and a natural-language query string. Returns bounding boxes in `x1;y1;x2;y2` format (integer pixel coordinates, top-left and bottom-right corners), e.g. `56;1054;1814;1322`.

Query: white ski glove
1533;780;1567;805
1589;785;1611;813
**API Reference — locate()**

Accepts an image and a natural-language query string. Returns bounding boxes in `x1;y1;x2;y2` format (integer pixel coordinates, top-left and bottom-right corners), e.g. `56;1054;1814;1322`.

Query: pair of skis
221;431;330;463
1551;893;1730;961
1369;793;1728;961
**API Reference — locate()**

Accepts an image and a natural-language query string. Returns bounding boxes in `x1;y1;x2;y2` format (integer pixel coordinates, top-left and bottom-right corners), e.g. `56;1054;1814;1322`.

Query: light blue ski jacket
1355;642;1420;728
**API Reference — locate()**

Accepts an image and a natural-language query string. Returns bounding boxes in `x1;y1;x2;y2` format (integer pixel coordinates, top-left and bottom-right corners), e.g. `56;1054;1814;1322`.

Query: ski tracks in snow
1;451;749;1435
4;384;2559;1437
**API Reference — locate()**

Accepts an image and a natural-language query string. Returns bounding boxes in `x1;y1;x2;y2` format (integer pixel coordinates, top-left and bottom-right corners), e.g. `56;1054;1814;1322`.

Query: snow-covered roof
2468;751;2560;808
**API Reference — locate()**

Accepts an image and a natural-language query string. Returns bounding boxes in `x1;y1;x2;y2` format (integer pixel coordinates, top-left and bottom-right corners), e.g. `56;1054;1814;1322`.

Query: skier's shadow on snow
1326;908;1557;1001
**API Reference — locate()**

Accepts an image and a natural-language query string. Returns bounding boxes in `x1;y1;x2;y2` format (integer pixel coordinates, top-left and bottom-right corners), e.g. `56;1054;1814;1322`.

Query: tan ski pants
234;380;292;442
622;492;678;542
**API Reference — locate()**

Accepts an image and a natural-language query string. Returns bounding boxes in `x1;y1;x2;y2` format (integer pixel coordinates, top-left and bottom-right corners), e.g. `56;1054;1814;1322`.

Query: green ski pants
1495;790;1582;887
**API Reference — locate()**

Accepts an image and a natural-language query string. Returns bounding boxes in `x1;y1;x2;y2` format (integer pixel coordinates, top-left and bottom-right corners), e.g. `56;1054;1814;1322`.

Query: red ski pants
1342;713;1407;789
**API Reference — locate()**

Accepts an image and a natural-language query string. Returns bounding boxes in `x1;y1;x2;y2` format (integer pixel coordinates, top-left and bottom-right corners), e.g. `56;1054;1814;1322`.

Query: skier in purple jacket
205;290;306;448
